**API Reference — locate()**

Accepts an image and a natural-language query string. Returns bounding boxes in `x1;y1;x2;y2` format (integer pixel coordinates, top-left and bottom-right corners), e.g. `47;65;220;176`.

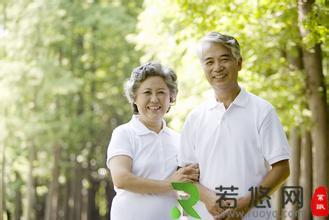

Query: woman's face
134;76;171;124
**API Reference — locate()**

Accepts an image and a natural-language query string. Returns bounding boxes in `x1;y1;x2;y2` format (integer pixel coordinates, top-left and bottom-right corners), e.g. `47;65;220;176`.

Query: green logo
170;182;201;219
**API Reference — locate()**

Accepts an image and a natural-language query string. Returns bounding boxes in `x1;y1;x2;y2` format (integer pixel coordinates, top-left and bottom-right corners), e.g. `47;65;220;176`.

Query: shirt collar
207;97;223;110
207;87;249;110
130;115;170;135
232;87;249;107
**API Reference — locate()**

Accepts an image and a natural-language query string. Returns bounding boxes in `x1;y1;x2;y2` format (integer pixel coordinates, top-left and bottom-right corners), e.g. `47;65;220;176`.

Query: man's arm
197;183;223;216
258;159;290;196
220;160;290;219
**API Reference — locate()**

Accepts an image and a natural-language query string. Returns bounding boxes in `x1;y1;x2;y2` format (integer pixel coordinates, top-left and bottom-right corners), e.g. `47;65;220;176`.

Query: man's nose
214;62;223;72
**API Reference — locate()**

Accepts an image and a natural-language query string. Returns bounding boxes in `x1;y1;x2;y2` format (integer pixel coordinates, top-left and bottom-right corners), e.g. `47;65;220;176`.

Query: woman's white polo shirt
107;115;179;220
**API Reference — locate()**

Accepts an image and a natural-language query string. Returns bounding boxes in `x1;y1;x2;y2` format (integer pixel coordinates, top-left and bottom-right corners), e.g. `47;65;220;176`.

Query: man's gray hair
198;32;241;61
124;62;178;114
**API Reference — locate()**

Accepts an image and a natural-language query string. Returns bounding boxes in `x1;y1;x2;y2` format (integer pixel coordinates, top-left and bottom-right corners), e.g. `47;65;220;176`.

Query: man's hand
203;191;233;218
204;192;222;216
215;193;251;220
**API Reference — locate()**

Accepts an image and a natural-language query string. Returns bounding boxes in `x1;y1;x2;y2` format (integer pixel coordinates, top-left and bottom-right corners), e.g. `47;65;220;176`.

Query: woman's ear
169;94;176;103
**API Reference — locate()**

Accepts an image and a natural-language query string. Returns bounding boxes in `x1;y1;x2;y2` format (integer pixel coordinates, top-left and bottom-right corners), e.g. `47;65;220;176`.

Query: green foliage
1;0;328;218
1;0;142;217
133;0;328;131
302;1;329;47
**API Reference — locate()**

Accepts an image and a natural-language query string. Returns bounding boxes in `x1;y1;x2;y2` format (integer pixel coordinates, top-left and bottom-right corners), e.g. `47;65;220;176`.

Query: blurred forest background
0;0;328;220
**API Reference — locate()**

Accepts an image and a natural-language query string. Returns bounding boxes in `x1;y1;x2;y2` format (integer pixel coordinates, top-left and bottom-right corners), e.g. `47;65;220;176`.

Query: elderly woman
106;62;199;220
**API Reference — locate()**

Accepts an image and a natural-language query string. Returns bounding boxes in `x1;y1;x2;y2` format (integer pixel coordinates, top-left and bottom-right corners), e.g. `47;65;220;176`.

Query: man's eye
206;61;213;65
144;91;151;94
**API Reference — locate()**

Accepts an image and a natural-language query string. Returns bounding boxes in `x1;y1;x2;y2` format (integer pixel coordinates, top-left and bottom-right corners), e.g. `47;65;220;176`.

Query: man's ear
238;58;242;70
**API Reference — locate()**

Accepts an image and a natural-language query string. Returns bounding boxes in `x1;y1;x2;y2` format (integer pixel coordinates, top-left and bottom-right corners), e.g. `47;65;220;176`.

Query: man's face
200;42;242;91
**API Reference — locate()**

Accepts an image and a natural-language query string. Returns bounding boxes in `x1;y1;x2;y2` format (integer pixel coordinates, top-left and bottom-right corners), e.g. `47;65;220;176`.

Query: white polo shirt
106;115;179;220
178;88;290;220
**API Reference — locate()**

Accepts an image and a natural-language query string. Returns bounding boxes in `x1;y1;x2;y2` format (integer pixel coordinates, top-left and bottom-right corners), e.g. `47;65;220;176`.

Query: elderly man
178;32;290;220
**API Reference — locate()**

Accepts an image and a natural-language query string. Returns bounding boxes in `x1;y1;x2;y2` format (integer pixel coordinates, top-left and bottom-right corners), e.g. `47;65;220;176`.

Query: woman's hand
168;164;199;183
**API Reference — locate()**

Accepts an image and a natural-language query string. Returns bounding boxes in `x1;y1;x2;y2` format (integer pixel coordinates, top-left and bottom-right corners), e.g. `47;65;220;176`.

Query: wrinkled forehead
199;41;234;59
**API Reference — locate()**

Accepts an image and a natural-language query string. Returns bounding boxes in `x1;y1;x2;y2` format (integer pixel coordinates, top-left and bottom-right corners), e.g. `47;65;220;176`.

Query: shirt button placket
158;135;166;175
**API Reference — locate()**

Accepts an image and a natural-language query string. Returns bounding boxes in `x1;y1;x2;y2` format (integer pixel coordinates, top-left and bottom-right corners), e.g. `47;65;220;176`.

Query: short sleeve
106;127;134;169
260;109;290;165
178;115;198;167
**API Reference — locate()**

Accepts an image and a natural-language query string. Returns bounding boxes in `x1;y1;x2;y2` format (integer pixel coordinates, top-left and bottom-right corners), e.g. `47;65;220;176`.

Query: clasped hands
167;164;251;220
168;164;200;183
205;192;251;220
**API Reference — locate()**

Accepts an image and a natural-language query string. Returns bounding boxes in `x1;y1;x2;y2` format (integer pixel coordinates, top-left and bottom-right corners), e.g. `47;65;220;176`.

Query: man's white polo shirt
178;88;290;220
107;115;179;220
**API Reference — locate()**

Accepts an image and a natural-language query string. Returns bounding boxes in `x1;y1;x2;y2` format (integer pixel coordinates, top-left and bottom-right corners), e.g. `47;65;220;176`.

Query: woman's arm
109;155;199;194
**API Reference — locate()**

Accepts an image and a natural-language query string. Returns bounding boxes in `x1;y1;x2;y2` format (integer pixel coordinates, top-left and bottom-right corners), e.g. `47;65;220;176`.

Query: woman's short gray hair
124;62;178;114
197;32;241;61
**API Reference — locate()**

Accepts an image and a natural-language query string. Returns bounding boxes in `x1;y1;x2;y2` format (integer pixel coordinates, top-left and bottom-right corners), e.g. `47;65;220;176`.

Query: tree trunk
25;141;36;220
288;128;301;187
0;137;5;220
14;189;22;220
66;161;82;220
105;177;116;220
13;172;23;220
298;0;328;192
88;177;100;220
81;183;88;220
0;3;8;218
272;189;283;220
305;43;328;188
44;143;61;220
73;161;82;220
285;127;301;220
61;174;70;220
300;130;312;220
67;169;75;220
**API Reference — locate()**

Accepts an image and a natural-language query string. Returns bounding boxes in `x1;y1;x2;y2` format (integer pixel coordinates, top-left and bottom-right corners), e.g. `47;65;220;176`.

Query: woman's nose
150;93;159;102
